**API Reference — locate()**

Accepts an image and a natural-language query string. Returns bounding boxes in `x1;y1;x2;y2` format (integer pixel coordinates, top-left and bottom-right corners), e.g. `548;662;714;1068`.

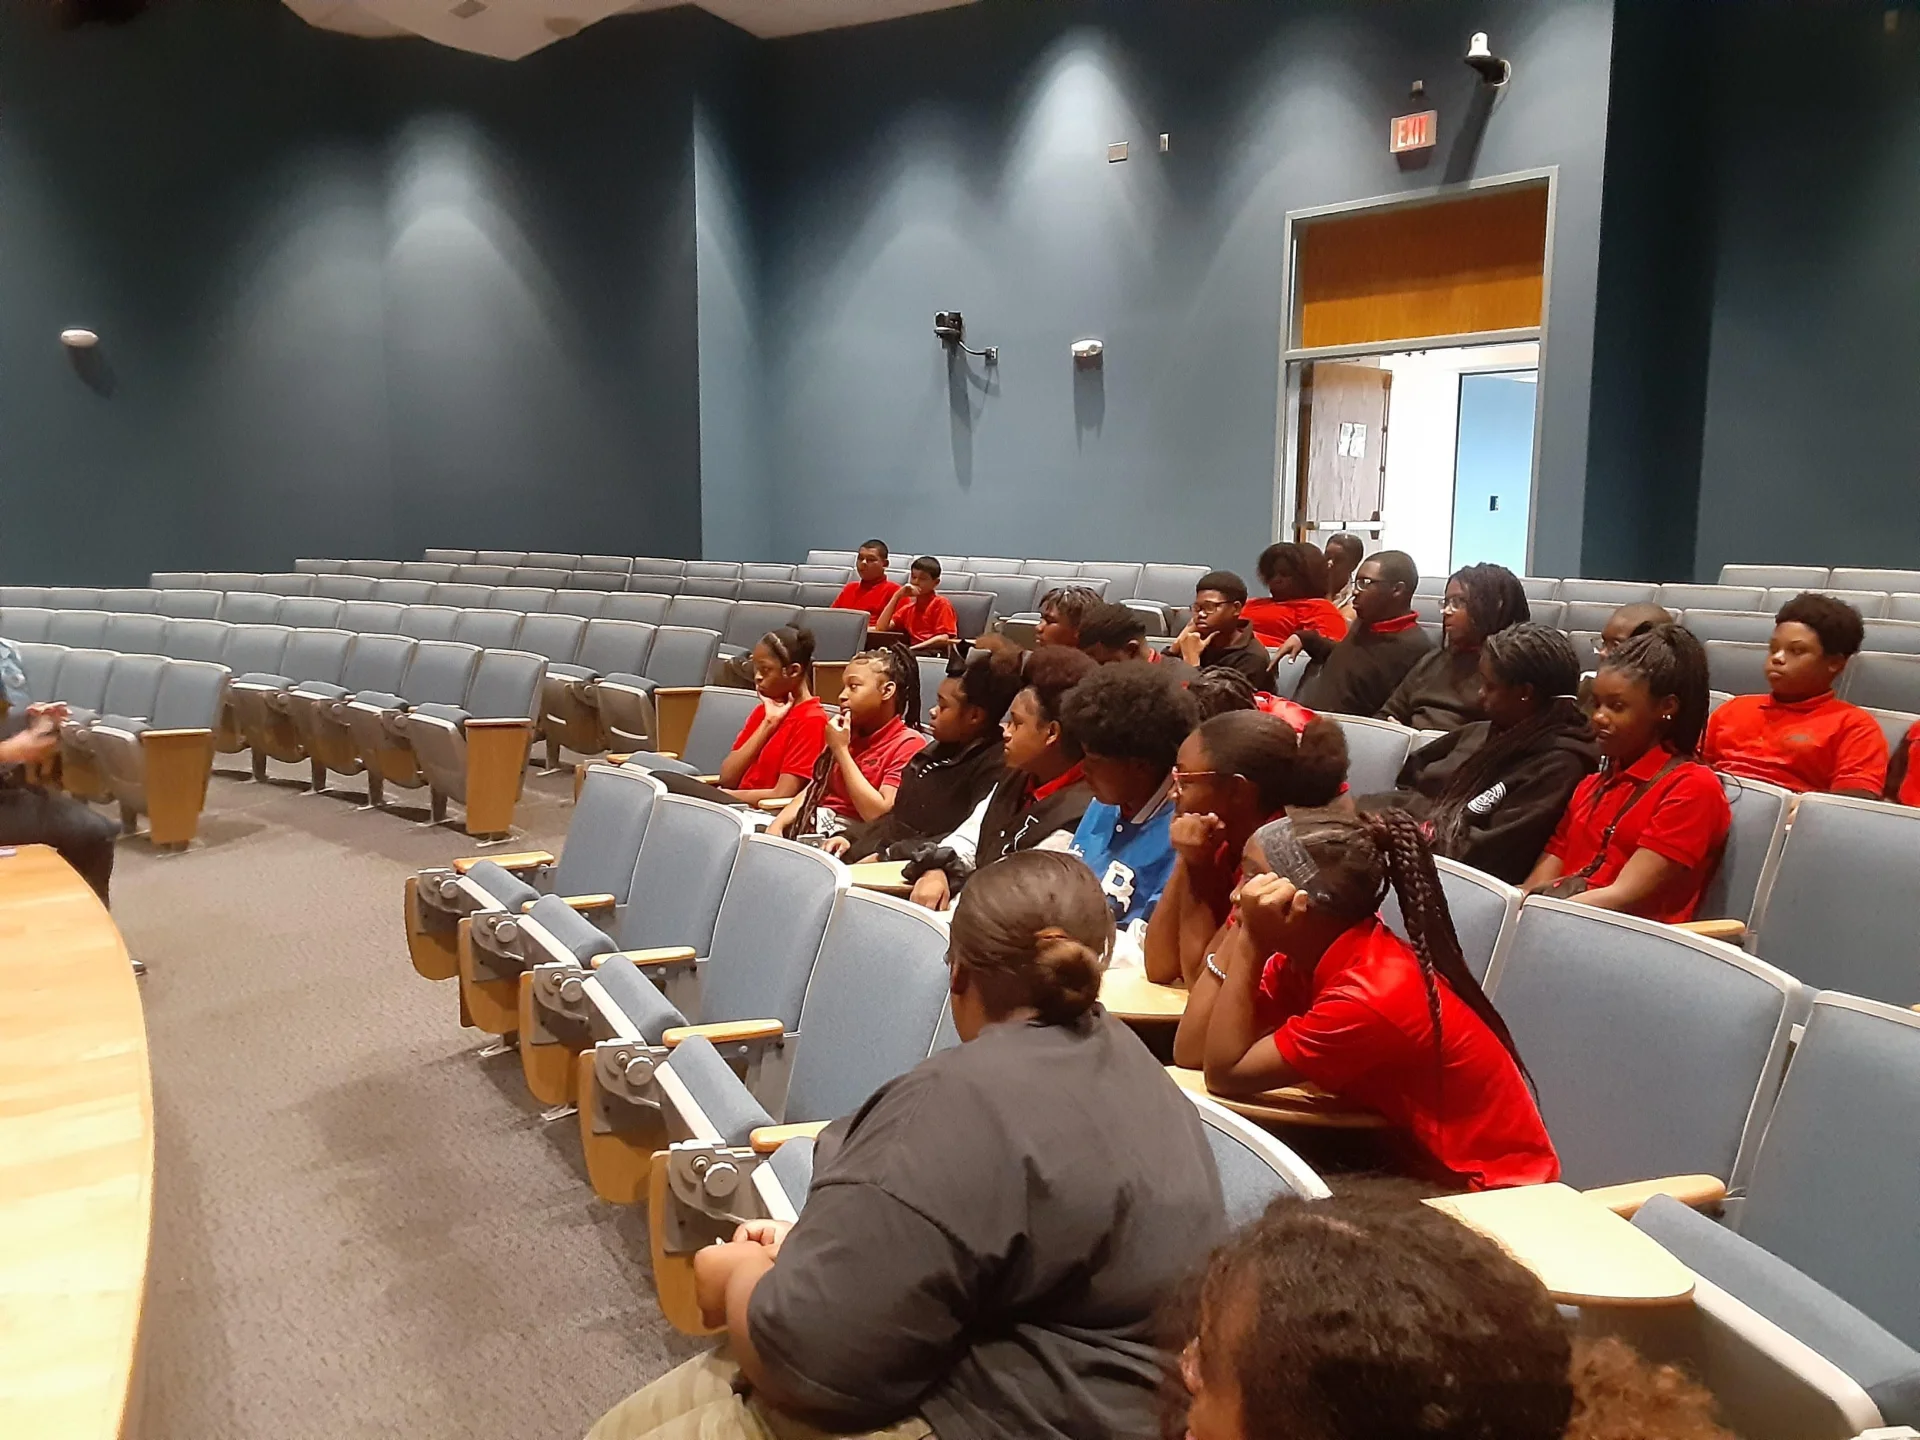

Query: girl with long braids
767;643;926;841
1380;561;1532;732
1362;622;1598;883
1524;623;1731;922
1191;806;1558;1190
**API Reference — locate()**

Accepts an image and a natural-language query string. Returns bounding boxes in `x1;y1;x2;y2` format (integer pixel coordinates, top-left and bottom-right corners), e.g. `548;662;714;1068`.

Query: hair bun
1031;930;1104;1024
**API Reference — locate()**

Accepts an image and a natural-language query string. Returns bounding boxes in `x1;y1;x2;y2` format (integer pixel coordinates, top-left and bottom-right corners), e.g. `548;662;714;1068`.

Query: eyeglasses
1170;768;1222;793
1352;576;1387;592
1439;595;1469;613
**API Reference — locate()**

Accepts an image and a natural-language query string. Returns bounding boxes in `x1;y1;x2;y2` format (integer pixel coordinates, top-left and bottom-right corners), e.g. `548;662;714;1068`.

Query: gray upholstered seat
370;579;436;606
337;600;405;634
288;633;414;791
540;619;658;764
1555;578;1661;604
578;555;631;574
1700;775;1792;926
293;558;346;574
545;592;606;620
796;607;866;664
804;550;856;567
1559;599;1626;632
256;573;315;595
275;597;345;629
1682;609;1776;645
486;587;554;614
1193;1096;1331;1226
430;583;490;609
50;647;114;711
48;587;105;608
91;658;231;846
522;553;580;571
1766;586;1889;619
454;565;512;586
400;563;457;583
1487;897;1799;1193
716;601;802;659
159;619;231;663
404;649;547;835
228;627;355;778
98;588;157;613
1380;856;1519;985
451;609;522;649
680;576;742;600
0;607;53;643
16;642;64;699
664;596;731;634
474;551;526;567
1329;715;1415;795
600;592;671;626
155;589;224;620
1662;583;1768;612
513;613;586;668
621;686;762;777
1831;567;1920;595
792;566;850;587
142;576;197;592
1718;564;1830;590
1860;618;1920;655
397;606;461;641
739;564;794;583
219;591;283;625
1706;639;1771;696
103;613;167;655
1843;652;1920;712
314;574;377;600
566;571;626;592
422;550;476;565
59;653;166;781
510;568;568;590
344;640;481;806
970;573;1039;620
630;557;686;577
344;559;403;579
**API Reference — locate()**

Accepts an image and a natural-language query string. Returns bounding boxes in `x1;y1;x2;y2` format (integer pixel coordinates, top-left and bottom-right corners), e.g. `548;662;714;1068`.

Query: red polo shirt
880;591;958;645
1252;693;1315;733
1898;721;1920;807
729;697;828;791
1544;745;1731;923
820;714;926;818
1703;691;1888;796
833;576;902;623
1241;596;1350;648
1254;919;1560;1191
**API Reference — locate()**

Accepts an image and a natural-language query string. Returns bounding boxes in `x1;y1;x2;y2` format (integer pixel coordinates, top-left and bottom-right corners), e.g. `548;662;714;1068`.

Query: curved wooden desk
1427;1183;1696;1308
1165;1064;1388;1130
1101;968;1188;1022
846;860;911;897
0;845;151;1439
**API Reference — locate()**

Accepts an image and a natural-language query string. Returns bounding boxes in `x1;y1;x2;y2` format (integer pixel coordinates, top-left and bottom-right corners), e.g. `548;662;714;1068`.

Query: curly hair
1600;623;1712;756
1775;591;1865;657
1255;541;1328;600
1565;1336;1734;1440
1075;601;1150;652
1058;661;1197;769
1038;584;1104;630
1179;1189;1573;1440
1448;562;1532;644
953;645;1026;726
1185;666;1258;720
1195;570;1248;605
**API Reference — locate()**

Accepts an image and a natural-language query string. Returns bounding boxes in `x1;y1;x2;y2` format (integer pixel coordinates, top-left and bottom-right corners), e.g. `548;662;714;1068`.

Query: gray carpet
116;756;701;1440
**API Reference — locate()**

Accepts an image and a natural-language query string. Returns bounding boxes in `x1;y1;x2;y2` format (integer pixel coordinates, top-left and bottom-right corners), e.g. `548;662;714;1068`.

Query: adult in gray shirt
587;850;1226;1440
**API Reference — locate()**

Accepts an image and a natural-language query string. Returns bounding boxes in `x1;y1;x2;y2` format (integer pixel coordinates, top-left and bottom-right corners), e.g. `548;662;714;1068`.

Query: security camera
1465;32;1511;86
934;311;965;343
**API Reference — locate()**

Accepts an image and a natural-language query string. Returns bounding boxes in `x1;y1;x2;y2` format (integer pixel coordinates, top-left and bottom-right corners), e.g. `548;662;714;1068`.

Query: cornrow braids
1600;623;1711;756
1427;624;1582;858
1448;562;1532;643
853;642;921;730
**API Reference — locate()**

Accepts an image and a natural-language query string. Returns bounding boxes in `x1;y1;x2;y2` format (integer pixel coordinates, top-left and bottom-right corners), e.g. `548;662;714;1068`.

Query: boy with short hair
831;539;901;624
873;555;960;653
1076;603;1194;679
1172;570;1273;687
1292;550;1432;717
1702;592;1887;798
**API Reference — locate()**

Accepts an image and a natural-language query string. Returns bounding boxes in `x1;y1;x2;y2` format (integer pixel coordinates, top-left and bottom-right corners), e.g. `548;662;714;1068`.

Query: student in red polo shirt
1525;624;1730;924
1702;593;1887;798
769;646;926;840
713;626;828;807
1190;807;1558;1191
830;539;901;624
872;555;960;653
1887;721;1920;808
1241;542;1350;649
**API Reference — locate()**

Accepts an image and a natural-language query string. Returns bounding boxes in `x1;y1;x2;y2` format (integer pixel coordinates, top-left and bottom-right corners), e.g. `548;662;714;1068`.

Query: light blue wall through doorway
1451;372;1538;573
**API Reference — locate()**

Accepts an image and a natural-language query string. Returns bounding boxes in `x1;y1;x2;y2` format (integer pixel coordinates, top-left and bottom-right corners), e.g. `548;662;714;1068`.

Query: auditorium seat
799;607;868;701
276;596;345;629
155;589;224;620
1886;594;1920;623
794;581;842;608
593;626;723;753
227;627;355;781
1684;610;1778;645
454;565;513;586
1412;592;1444;625
564;571;623;592
1662;583;1768;612
1720;564;1830;589
630;558;686;577
160;618;232;663
1518;577;1558;599
338;600;404;634
1706;640;1771;696
314;574;377;600
1560;599;1623;632
398;605;461;641
621;686;768;777
286;633;415;794
683;561;742;582
294;558;346;574
98;587;157;613
1193;1097;1332;1224
1136;563;1208;613
1329;715;1415;794
739;564;793;583
145;574;200;591
715;601;803;667
540;619;659;767
1861;706;1918;764
625;573;681;595
370;579;435;606
258;573;316;596
219;592;283;625
475;551;526;567
1018;558;1076;577
544;592;606;620
422;550;475;564
403;648;548;837
523;553;580;571
341;639;482;810
972;573;1041;620
104;613;166;655
1528;598;1565;629
510;567;569;589
1077;561;1142;602
451;609;523;649
1700;776;1793;933
579;555;631;575
663;595;731;633
601;593;672;626
965;556;1022;575
400;562;457;583
1766;587;1889;619
486;586;555;614
48;611;108;648
343;560;401;579
1380;856;1519;986
430;582;490;610
1555;579;1661;605
58;652;167;800
791;566;850;586
0;606;52;642
1843;652;1920;713
1861;619;1920;656
679;576;742;600
91;658;232;848
212;625;291;761
739;580;801;605
804;550;856;567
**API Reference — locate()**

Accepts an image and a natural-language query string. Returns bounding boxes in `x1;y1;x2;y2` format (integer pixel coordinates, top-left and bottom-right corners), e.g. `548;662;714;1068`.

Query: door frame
1270;167;1558;573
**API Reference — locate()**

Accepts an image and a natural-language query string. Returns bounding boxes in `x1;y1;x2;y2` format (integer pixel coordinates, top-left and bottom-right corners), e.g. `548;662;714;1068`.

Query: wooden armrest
1582;1174;1727;1218
616;946;698;967
662;1017;785;1047
559;893;617;911
694;775;721;785
757;797;788;812
749;1121;829;1153
653;750;681;761
454;850;554;875
607;753;633;766
464;717;533;730
139;727;213;742
1677;919;1747;941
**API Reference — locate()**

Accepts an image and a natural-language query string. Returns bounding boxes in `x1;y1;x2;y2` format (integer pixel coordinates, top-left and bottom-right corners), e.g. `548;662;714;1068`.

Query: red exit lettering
1390;110;1438;153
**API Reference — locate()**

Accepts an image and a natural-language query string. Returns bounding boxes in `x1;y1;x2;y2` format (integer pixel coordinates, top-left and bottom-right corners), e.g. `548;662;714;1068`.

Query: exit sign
1390;109;1438;153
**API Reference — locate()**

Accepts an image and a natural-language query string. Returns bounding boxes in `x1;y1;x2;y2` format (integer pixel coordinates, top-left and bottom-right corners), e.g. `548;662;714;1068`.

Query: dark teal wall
0;0;706;584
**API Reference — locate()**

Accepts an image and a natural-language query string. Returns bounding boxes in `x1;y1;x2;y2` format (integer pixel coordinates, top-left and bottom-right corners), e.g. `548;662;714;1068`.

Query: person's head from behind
907;554;943;598
929;647;1024;746
1037;584;1103;649
1185;667;1258;722
1076;601;1151;665
947;850;1113;1041
1352;549;1419;627
855;539;890;583
1179;1189;1573;1440
1193;571;1248;639
1597;602;1674;663
1255;542;1328;603
1477;623;1581;733
1059;661;1198;810
1173;711;1350;858
1002;645;1098;777
1323;533;1366;594
750;627;816;703
841;645;916;733
1442;563;1531;653
1768;593;1863;702
1590;624;1709;764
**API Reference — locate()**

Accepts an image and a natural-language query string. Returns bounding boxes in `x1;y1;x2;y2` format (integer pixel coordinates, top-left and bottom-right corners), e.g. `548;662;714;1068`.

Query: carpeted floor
114;756;702;1440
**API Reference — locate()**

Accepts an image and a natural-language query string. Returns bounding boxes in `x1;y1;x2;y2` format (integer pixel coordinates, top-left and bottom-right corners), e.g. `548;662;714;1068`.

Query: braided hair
1185;665;1259;720
1448;563;1532;646
786;642;920;838
1428;624;1583;859
1599;623;1711;756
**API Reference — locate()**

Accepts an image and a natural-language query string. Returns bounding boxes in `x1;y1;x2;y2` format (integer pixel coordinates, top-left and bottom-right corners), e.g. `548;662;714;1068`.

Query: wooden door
1296;362;1391;546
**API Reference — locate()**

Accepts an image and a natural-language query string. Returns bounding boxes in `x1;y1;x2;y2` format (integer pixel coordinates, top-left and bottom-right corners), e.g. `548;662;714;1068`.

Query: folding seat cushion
228;627;353;776
98;588;157;613
398;606;461;641
256;573;315;596
214;625;292;754
523;553;580;570
663;596;731;633
430;583;490;609
91;658;230;847
401;563;456;583
315;574;377;600
371;579;435;606
510;568;568;589
599;593;670;626
337;600;404;633
1843;652;1920;712
219;591;283;625
475;551;526;567
48;611;108;649
541;619;657;766
593;627;719;752
344;640;482;806
103;613;167;655
455;565;513;586
452;609;522;649
486;587;553;613
1767;587;1889;619
287;633;414;790
0;607;53;643
422;549;475;564
630;557;685;577
579;555;631;574
1719;564;1829;589
274;597;344;629
59;653;167;798
405;649;547;836
566;571;625;592
155;589;223;619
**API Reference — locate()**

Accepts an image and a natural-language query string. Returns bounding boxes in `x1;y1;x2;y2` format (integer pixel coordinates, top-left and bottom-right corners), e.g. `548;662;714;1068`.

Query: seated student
1380;562;1531;732
827;647;1021;860
1172;571;1275;686
1178;1191;1737;1440
1291;550;1432;717
1524;624;1731;923
1323;531;1366;614
1240;542;1350;649
871;554;959;654
1577;601;1674;710
905;646;1099;910
1701;592;1887;798
1075;601;1195;678
1185;665;1318;735
710;627;827;807
0;691;119;907
1363;623;1599;884
1034;583;1102;649
768;646;925;840
830;539;901;624
1186;808;1559;1191
595;851;1225;1440
1061;660;1197;928
1887;719;1920;808
1145;709;1348;986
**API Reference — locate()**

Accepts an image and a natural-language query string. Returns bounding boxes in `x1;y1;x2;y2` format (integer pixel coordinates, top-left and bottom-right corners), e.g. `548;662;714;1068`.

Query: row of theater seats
401;764;1919;1439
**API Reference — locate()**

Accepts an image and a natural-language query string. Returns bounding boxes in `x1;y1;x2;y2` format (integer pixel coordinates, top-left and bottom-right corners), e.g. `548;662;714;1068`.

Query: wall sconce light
1465;32;1511;87
1071;338;1104;366
60;328;100;349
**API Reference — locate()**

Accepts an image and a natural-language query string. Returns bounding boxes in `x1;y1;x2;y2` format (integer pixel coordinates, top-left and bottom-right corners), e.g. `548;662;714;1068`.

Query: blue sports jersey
0;638;29;711
1070;790;1176;926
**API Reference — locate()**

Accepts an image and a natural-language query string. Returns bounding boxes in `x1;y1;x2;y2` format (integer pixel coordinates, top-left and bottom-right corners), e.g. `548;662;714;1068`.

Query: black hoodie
1364;708;1600;884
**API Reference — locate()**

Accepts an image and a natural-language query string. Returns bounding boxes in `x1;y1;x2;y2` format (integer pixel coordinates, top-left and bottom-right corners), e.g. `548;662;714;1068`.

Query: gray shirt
748;1007;1225;1440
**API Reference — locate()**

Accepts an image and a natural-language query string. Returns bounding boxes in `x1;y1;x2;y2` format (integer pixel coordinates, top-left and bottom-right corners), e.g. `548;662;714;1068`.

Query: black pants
0;785;118;903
